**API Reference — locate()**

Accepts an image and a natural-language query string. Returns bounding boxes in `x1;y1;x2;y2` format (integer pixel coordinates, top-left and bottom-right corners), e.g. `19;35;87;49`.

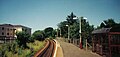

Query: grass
0;40;45;57
27;40;45;52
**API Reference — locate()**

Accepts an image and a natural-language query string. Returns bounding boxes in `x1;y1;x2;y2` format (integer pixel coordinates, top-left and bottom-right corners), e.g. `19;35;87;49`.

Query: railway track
34;40;56;57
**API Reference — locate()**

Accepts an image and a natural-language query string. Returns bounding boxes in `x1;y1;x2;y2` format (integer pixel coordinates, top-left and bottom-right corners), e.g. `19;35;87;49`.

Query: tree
100;19;117;28
69;21;79;39
66;12;76;25
80;17;94;47
100;22;105;28
58;15;94;48
16;31;30;48
98;18;120;32
32;30;45;41
57;12;78;38
44;27;55;38
52;29;57;38
57;21;68;38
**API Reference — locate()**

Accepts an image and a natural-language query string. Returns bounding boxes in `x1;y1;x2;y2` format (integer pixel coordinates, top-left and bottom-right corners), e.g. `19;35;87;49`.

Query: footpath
56;38;102;57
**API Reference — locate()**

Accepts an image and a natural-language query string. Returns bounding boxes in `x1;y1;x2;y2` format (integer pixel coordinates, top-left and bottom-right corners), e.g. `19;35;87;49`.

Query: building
0;24;31;40
14;25;31;37
0;24;15;40
92;27;120;57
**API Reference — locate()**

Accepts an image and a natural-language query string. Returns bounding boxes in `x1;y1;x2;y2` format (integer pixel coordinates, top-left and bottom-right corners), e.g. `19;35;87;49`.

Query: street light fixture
83;17;88;50
79;17;87;49
73;17;82;48
79;17;82;49
66;25;69;40
56;29;58;38
66;16;87;49
59;28;61;38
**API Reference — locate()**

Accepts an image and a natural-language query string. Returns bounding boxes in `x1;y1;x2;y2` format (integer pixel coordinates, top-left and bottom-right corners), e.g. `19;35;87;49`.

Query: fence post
86;39;87;51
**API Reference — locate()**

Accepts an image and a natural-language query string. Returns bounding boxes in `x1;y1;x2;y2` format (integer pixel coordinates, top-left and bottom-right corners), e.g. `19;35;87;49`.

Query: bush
16;31;30;48
0;45;6;57
32;30;45;41
0;40;45;57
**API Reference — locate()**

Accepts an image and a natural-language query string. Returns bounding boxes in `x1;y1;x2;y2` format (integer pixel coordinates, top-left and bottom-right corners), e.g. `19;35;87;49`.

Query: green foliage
52;29;56;38
16;31;30;48
97;19;120;32
79;17;94;45
17;40;45;57
100;19;117;28
0;44;7;57
28;36;35;43
32;30;45;41
0;41;18;57
66;12;76;25
57;12;94;47
100;22;105;28
0;40;45;57
32;27;56;40
57;13;94;39
69;21;79;39
57;21;68;37
44;27;56;38
27;40;45;53
81;17;94;39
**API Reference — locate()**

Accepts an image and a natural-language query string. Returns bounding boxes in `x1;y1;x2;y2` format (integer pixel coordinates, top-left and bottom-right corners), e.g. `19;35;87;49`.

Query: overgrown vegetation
0;40;45;57
32;27;56;40
16;31;31;48
44;27;56;38
32;30;45;41
57;12;94;47
97;18;120;29
0;26;56;57
1;12;119;57
57;12;120;48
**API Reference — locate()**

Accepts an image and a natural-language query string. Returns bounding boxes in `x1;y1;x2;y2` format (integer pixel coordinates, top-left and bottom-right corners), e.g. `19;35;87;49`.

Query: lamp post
72;17;82;48
79;17;82;49
56;29;58;38
59;28;61;38
83;17;88;50
66;25;69;40
79;17;87;49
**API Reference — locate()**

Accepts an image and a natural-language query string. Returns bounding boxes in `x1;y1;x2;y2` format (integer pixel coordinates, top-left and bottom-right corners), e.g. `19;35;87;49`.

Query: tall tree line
57;12;94;47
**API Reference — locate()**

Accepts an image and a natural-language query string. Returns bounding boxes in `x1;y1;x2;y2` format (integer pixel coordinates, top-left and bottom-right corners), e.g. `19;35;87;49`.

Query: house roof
92;26;120;34
14;25;31;29
0;24;31;29
92;28;111;34
0;24;14;27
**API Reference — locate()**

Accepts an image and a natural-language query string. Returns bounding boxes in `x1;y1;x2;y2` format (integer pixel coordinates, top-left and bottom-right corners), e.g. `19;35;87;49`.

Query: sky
0;0;120;33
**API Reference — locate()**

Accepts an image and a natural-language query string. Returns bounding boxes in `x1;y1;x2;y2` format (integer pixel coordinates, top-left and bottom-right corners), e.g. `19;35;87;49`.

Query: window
7;28;9;31
2;32;4;35
10;33;12;35
7;33;9;35
2;27;4;30
10;29;12;31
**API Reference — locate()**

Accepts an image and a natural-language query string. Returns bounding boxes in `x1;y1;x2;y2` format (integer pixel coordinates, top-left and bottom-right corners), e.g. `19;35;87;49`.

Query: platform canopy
92;26;120;34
